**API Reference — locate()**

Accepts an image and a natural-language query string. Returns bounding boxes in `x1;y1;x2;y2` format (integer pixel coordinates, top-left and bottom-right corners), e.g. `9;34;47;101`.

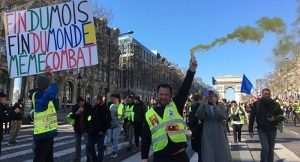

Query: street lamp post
77;72;82;97
106;30;133;103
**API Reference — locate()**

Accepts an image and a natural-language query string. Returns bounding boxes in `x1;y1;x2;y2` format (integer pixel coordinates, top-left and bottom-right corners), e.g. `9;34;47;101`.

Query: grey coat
196;104;232;162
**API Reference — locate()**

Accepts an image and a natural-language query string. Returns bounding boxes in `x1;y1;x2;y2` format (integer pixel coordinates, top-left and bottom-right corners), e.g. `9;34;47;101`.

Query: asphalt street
1;109;300;162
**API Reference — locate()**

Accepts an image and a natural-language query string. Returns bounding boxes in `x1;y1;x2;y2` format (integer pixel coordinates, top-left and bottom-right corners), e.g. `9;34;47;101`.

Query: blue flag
240;74;253;94
212;77;216;85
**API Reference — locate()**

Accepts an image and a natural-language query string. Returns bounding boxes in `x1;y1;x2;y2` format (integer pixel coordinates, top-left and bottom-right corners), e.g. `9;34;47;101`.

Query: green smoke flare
190;17;286;56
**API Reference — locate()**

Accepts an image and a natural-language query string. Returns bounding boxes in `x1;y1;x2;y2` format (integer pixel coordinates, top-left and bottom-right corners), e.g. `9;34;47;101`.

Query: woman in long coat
196;93;232;162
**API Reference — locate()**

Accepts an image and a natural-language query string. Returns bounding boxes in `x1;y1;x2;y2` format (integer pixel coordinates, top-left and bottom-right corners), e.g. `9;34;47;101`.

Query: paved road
1;111;300;161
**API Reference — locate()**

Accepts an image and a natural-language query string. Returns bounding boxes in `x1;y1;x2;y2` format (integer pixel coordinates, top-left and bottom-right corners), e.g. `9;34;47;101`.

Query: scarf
260;97;276;114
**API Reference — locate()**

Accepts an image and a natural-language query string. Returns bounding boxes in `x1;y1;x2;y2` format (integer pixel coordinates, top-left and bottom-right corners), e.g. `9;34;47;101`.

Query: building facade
118;36;186;102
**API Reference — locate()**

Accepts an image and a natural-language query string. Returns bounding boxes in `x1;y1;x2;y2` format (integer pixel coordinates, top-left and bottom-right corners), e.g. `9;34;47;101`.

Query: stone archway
215;75;243;103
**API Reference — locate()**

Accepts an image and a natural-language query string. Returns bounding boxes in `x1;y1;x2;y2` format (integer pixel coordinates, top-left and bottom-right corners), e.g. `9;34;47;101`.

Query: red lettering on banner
82;44;96;65
53;52;60;70
6;13;14;35
17;11;27;33
68;48;76;68
77;47;86;66
60;50;69;69
45;46;94;71
30;32;40;54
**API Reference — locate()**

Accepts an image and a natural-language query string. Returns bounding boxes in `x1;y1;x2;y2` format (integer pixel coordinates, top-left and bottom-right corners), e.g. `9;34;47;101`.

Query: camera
267;113;272;118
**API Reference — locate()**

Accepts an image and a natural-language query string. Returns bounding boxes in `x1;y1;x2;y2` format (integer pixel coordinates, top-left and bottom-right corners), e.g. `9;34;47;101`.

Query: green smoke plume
190;17;286;55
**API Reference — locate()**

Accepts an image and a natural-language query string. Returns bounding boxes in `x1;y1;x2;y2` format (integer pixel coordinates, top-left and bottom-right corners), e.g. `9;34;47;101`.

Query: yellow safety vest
66;112;75;126
110;104;124;119
230;107;245;125
145;101;187;152
32;92;58;135
295;104;300;114
66;110;92;127
125;105;134;121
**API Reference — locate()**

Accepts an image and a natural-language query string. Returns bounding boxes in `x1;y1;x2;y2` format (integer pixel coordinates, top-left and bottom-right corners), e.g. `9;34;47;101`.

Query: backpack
255;101;284;133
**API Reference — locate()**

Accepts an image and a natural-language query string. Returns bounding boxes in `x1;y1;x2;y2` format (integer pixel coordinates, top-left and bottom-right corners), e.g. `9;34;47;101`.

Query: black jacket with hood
10;103;24;120
249;98;284;132
70;102;93;133
133;101;147;123
86;101;112;136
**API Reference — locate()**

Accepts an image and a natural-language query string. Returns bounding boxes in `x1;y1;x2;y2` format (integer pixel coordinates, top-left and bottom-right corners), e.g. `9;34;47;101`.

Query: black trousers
223;119;230;134
123;121;128;137
232;124;243;142
133;122;143;147
33;137;54;162
0;140;2;155
153;150;189;162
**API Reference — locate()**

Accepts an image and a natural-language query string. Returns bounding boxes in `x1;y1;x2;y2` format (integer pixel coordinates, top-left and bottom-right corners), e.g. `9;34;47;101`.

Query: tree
93;3;114;23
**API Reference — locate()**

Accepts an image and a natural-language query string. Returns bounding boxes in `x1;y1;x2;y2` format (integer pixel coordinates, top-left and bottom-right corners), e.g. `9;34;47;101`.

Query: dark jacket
86;101;112;136
249;99;284;133
188;101;202;133
70;102;93;133
10;103;24;120
141;69;195;159
133;101;147;123
188;101;204;154
0;103;17;141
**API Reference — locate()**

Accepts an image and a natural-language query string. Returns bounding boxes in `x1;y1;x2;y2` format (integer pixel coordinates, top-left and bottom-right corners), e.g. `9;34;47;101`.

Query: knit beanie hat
37;76;51;90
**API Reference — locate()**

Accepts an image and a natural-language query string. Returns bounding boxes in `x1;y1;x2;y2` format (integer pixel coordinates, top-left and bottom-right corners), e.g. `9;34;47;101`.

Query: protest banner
4;0;98;78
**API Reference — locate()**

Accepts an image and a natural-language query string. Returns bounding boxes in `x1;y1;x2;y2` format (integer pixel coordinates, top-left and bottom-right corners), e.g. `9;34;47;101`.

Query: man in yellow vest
141;59;198;162
125;96;135;148
293;101;300;126
69;96;93;162
29;66;58;162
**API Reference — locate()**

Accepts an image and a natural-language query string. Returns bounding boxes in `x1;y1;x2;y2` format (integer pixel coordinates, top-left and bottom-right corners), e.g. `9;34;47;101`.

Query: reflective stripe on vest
32;92;58;135
125;105;134;121
230;108;244;125
145;101;187;152
110;104;124;119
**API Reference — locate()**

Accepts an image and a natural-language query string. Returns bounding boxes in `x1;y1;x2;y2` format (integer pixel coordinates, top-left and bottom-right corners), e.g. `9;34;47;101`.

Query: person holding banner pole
29;66;59;162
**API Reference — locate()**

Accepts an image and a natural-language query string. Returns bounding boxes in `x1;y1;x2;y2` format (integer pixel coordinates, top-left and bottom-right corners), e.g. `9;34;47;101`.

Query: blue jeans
109;124;122;153
257;129;277;162
87;134;105;162
104;131;110;145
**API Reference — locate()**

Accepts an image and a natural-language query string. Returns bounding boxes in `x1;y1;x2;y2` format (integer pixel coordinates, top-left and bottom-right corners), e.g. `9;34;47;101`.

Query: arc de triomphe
215;75;243;103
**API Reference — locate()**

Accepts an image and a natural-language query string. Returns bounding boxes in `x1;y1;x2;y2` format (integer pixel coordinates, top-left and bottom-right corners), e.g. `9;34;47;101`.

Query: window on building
85;86;91;103
65;81;73;103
